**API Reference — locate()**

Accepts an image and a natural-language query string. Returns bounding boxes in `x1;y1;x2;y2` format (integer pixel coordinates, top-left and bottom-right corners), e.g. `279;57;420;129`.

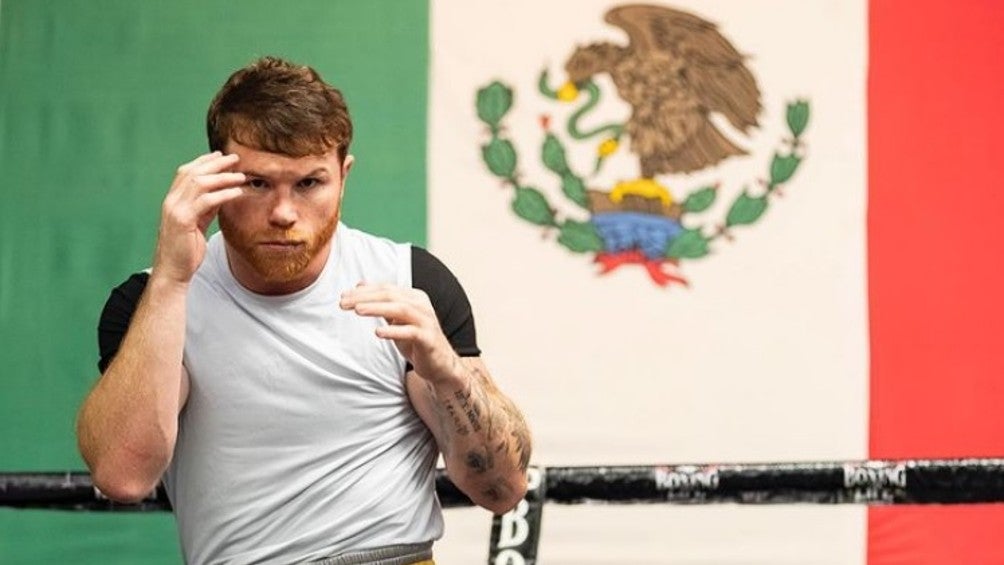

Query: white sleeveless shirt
164;225;443;564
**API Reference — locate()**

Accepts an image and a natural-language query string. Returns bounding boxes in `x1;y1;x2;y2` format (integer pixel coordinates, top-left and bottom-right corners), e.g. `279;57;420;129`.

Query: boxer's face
218;139;353;294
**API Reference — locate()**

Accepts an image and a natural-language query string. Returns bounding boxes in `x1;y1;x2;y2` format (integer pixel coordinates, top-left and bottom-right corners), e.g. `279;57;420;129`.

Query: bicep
97;271;189;414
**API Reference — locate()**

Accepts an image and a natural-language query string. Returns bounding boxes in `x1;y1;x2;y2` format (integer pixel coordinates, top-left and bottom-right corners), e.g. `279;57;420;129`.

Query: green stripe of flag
0;1;428;562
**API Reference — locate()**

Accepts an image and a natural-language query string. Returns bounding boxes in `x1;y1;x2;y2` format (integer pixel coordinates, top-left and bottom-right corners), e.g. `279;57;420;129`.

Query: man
76;56;531;565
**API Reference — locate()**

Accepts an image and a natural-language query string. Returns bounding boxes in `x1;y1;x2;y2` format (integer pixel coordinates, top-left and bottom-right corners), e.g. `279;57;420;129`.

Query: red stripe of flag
868;0;1004;563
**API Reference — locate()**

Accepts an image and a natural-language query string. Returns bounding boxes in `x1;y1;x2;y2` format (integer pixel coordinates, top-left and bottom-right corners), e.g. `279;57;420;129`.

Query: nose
268;190;297;228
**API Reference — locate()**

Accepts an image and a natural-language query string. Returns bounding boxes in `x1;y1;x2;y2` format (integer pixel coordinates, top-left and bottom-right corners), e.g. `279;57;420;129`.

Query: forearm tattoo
454;388;483;433
443;396;469;437
434;363;532;481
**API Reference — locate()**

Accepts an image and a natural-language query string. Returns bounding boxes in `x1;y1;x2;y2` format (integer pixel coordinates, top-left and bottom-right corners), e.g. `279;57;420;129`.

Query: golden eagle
564;4;762;178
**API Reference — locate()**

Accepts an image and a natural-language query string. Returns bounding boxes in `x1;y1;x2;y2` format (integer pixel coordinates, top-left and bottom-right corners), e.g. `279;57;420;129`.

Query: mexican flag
1;1;1002;563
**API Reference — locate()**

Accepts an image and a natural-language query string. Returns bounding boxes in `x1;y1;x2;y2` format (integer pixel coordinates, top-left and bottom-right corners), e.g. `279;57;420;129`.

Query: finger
340;288;391;307
175;153;240;185
193;187;244;232
341;291;416;310
174;152;227;183
170;154;240;194
349;302;421;324
189;152;241;176
176;151;222;174
184;172;247;198
343;282;396;297
194;187;243;231
375;325;421;341
340;285;421;307
194;186;244;214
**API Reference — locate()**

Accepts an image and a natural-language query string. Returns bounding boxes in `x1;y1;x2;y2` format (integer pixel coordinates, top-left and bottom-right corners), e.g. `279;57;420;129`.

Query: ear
339;154;354;199
341;154;355;178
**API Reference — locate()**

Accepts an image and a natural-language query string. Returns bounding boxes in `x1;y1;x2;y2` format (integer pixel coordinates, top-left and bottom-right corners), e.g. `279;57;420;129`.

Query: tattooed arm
340;284;532;514
405;357;531;514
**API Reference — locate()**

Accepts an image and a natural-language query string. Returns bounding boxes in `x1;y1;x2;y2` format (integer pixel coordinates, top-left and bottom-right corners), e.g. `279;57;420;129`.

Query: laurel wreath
475;79;810;261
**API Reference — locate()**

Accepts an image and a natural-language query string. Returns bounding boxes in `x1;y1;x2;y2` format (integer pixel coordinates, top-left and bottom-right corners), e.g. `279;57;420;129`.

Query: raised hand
153;151;246;284
339;283;461;384
340;281;532;514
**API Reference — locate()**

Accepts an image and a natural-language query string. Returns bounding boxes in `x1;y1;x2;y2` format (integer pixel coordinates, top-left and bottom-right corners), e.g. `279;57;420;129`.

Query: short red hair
206;56;352;161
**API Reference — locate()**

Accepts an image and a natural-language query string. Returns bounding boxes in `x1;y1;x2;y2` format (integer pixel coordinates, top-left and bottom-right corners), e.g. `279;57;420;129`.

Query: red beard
218;215;338;284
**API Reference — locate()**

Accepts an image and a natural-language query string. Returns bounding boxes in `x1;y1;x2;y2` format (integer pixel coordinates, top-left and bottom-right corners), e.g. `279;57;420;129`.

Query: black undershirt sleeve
410;246;481;360
97;272;149;373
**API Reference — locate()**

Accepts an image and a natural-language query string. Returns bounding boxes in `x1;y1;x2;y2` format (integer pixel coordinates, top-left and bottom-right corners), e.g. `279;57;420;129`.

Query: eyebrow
241;167;330;179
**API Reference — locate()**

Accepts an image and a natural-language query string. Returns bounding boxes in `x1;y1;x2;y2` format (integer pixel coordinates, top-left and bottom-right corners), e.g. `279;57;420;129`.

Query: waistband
307;542;434;565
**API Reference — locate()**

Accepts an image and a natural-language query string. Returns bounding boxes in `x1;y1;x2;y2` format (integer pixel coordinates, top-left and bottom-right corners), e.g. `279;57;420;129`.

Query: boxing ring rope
5;458;1004;562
